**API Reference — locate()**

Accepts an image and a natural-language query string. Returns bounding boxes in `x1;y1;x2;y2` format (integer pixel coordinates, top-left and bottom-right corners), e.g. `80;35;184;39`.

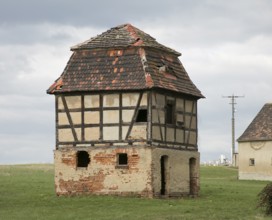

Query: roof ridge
70;24;180;55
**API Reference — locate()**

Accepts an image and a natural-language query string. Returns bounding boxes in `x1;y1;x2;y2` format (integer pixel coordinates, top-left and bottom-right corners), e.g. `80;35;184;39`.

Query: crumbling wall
54;146;153;197
151;148;200;197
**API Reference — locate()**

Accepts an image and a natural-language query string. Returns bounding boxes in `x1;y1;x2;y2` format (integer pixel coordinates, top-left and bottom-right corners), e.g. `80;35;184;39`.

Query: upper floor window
136;109;147;122
166;101;175;124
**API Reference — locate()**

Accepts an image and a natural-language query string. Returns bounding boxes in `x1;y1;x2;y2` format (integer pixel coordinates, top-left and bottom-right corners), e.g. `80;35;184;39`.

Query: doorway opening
160;155;168;195
189;157;197;195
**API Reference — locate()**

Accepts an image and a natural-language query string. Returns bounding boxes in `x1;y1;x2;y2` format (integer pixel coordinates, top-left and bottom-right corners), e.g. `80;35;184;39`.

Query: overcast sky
1;0;272;164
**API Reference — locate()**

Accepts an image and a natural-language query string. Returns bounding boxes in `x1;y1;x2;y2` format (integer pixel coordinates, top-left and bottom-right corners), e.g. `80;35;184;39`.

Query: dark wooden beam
81;95;85;141
61;96;78;142
125;92;143;140
153;93;164;141
186;101;195;148
55;95;59;149
99;94;103;140
119;93;122;140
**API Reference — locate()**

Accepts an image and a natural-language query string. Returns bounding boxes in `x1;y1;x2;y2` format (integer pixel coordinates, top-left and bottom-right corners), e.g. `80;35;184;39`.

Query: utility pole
223;94;244;166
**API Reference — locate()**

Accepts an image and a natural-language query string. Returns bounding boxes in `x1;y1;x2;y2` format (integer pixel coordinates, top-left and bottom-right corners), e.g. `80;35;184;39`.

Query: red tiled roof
71;24;181;56
47;24;204;98
238;103;272;142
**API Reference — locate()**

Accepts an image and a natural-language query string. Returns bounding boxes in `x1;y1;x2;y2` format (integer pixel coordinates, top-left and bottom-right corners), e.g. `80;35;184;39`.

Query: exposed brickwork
61;152;76;166
54;146;200;198
58;171;105;195
54;147;154;197
93;152;115;165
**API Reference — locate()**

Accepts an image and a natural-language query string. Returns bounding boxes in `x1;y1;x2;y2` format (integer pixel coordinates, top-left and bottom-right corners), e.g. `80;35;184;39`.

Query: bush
257;183;272;215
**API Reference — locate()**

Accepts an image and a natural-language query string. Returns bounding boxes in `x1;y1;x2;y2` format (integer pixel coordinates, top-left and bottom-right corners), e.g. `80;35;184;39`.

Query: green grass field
0;164;270;220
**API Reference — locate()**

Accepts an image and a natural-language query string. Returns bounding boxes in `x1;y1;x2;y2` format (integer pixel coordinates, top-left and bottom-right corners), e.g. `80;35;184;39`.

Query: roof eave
237;138;272;143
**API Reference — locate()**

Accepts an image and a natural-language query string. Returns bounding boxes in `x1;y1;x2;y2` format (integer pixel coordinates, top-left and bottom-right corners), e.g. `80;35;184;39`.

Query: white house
237;103;272;180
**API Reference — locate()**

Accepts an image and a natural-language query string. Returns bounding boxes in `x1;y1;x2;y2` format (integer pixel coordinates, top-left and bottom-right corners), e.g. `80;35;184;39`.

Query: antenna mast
223;94;244;166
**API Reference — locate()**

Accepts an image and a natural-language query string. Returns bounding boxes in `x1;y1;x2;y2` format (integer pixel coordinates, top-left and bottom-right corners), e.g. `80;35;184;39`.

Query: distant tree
257;183;272;215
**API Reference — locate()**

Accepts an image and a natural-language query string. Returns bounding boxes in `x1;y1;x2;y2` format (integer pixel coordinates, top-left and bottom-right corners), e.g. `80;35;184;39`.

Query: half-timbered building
47;24;204;197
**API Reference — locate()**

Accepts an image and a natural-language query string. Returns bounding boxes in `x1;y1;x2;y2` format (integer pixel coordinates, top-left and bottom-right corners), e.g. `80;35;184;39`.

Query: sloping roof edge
237;103;272;142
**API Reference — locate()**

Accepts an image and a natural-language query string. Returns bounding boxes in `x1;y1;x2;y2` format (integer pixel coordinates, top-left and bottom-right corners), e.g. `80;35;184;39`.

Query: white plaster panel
65;96;81;109
166;128;175;142
85;111;100;124
185;115;191;128
152;109;165;124
122;93;139;106
122;126;129;139
70;112;81;125
176;129;184;143
176;98;184;111
140;93;148;106
103;94;119;107
130;125;146;140
84;95;99;108
58;113;69;125
104;110;119;123
188;131;196;145
104;126;119;140
85;127;100;141
153;93;165;107
185;100;196;113
58;97;64;109
58;128;74;142
122;110;134;123
152;126;164;141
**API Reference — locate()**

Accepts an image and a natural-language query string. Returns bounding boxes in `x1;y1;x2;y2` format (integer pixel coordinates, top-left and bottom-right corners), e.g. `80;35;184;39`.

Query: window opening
77;151;90;168
166;102;175;124
249;158;255;166
118;153;128;165
136;109;147;122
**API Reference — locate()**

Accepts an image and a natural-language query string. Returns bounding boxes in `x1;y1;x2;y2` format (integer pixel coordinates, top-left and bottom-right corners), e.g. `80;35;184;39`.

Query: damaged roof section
71;23;180;56
47;23;204;98
238;103;272;142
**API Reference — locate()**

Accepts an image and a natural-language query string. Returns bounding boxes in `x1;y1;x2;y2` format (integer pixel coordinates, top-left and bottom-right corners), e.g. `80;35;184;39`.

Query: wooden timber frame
55;89;199;151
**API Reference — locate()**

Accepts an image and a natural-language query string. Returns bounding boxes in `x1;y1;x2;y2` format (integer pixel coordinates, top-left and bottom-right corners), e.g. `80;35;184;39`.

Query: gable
238;103;272;142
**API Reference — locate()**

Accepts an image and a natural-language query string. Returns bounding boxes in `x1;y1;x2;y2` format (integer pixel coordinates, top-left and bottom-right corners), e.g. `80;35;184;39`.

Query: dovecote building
47;24;204;197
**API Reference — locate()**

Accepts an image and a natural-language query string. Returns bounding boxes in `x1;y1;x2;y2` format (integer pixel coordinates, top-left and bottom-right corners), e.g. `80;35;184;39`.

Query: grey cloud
0;0;191;26
1;0;272;164
0;24;73;45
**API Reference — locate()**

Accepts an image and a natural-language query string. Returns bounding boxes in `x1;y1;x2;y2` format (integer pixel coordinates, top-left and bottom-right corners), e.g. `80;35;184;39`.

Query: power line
222;94;244;166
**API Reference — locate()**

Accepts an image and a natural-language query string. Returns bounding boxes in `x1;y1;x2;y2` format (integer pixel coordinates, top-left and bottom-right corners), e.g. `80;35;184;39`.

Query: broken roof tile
47;24;204;98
